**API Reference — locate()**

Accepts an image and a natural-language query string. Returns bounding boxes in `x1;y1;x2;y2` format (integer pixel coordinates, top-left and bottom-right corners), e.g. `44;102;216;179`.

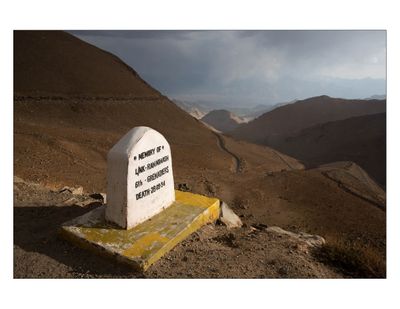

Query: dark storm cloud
68;30;386;107
69;30;195;40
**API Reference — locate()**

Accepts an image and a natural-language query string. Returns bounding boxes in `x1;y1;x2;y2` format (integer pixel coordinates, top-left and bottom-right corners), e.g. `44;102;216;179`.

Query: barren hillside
230;95;386;144
14;30;158;97
274;113;386;187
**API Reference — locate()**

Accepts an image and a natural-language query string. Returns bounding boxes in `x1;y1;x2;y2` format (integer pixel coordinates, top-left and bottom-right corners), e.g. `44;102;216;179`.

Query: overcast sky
70;30;386;107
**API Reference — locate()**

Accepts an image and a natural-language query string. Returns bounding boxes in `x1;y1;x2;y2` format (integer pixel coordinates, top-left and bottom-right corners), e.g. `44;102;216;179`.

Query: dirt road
213;132;243;173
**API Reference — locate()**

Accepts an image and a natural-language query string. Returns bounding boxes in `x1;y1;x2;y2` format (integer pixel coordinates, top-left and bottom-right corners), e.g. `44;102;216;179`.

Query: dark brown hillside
230;95;386;145
14;30;158;97
274;113;386;187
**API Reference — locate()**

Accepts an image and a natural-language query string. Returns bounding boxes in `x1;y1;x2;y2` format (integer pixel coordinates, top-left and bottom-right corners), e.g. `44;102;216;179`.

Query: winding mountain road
213;132;242;173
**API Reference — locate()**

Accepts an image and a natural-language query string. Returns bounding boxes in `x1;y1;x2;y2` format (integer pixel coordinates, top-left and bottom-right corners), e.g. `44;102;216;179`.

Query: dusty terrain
13;30;386;278
13;177;341;278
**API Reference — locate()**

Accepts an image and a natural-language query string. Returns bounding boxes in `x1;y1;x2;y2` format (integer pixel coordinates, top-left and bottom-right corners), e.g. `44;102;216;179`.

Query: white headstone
105;127;175;229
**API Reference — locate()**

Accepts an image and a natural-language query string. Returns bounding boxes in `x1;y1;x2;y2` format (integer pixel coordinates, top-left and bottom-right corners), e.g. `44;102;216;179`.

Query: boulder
219;201;242;228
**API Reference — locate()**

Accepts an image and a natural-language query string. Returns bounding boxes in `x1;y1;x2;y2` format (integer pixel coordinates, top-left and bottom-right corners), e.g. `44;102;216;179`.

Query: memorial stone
106;126;175;229
60;126;221;271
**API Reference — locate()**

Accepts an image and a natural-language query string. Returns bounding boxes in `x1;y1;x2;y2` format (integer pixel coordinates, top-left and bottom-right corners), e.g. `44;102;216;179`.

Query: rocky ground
14;177;341;278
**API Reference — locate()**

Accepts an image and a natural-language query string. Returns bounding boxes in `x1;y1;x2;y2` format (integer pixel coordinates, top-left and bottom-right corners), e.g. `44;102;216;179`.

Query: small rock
59;187;70;193
63;197;78;206
71;186;84;195
219;201;243;229
251;223;268;230
249;226;258;233
59;186;84;195
14;176;25;183
90;193;107;203
76;198;101;207
178;183;191;192
278;266;288;276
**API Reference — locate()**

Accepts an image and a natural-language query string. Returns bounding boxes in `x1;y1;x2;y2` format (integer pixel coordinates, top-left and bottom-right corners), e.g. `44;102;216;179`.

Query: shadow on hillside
14;204;145;278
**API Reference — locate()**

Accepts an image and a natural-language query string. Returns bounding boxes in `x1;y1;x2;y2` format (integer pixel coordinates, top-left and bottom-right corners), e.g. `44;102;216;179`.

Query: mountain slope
230;95;386;144
273;113;386;186
242;100;295;120
13;30;302;192
14;30;158;97
315;161;385;208
201;109;244;132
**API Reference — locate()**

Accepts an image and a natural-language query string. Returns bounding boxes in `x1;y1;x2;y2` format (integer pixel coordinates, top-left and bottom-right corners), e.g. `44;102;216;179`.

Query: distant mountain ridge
275;113;386;187
172;99;294;121
201;109;245;132
230;95;386;187
172;99;208;119
241;100;297;120
230;95;386;144
365;94;386;100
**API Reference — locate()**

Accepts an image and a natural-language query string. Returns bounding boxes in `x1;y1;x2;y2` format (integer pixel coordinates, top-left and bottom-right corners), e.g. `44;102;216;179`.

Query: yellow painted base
59;190;220;271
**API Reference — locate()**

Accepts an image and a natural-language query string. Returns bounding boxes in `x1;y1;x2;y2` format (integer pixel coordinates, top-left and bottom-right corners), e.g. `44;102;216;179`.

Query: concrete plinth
59;190;220;271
